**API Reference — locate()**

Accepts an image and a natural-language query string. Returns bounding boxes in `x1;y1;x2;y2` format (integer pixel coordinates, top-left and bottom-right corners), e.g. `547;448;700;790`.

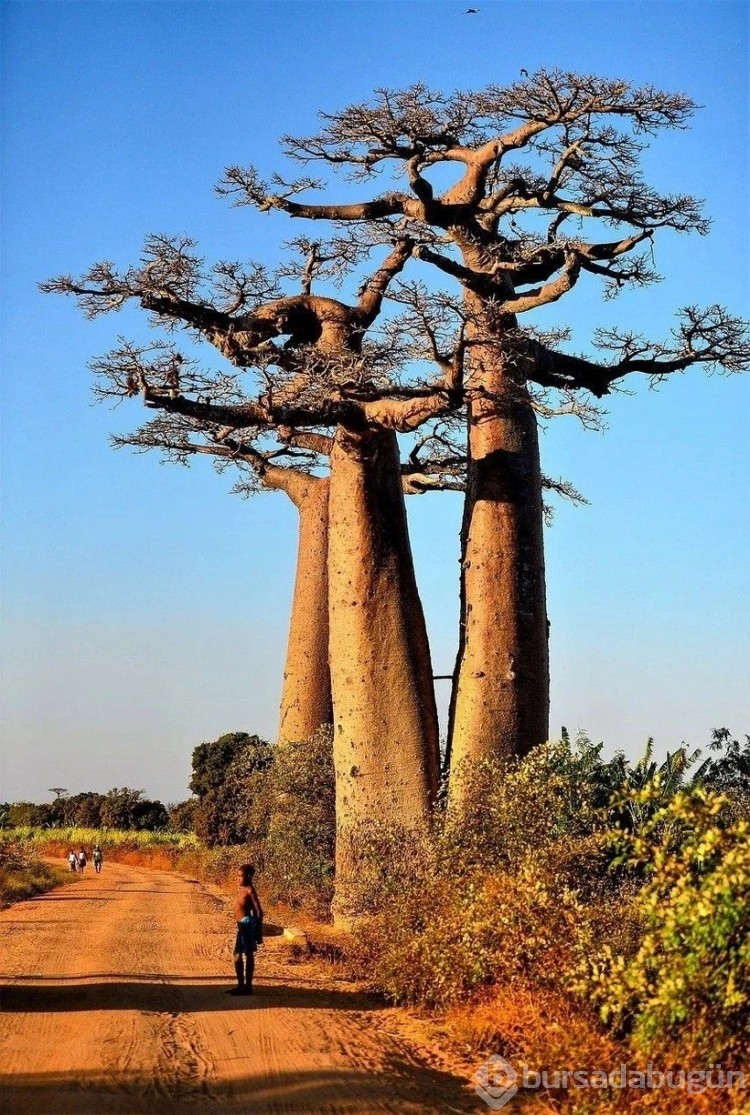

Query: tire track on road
1;862;482;1114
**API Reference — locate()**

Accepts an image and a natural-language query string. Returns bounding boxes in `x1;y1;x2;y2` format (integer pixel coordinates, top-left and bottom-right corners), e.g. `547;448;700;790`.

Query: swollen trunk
448;315;549;806
327;426;440;912
278;477;333;744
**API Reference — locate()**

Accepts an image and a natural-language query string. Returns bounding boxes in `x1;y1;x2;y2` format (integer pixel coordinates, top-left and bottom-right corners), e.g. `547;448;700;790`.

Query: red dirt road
0;863;484;1114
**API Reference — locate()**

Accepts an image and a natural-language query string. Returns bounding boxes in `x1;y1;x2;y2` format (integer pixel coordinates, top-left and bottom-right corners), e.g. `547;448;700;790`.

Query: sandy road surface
0;863;484;1114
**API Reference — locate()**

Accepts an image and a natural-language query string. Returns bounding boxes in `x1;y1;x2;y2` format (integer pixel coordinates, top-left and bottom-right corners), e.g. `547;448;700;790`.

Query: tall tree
44;235;464;905
221;71;749;800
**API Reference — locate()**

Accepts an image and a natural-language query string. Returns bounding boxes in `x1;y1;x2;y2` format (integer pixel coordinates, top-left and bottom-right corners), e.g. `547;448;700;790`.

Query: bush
346;820;633;1010
263;727;335;912
339;740;638;1006
342;742;750;1067
579;785;750;1066
0;839;74;907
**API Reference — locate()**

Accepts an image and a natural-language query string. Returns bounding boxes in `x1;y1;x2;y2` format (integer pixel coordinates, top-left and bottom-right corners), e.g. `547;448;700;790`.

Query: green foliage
579;784;750;1065
192;734;273;847
190;732;269;798
98;787;169;830
61;792;107;828
697;728;750;820
167;798;198;833
263;727;335;911
445;738;616;876
6;802;39;828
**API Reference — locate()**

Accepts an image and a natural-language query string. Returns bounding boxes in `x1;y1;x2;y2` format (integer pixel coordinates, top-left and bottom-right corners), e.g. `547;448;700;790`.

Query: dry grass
447;987;747;1114
0;841;77;908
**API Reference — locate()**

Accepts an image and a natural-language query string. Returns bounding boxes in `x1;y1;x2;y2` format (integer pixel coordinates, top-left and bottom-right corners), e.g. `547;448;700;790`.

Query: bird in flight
464;7;479;12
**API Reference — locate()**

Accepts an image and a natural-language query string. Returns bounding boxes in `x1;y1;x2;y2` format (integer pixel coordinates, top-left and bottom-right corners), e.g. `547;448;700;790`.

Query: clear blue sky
1;0;748;805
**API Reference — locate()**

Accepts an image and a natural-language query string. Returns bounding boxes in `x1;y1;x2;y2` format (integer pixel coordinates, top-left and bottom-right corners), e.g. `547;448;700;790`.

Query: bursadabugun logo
474;1054;519;1109
474;1054;746;1106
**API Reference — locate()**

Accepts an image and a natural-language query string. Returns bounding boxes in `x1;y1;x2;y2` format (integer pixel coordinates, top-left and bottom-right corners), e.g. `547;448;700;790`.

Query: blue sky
1;0;748;805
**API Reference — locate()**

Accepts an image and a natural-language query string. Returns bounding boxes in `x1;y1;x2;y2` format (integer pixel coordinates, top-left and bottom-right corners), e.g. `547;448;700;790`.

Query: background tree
6;803;39;828
189;732;270;798
61;792;106;828
189;731;273;846
698;728;750;820
167;798;198;834
225;71;748;802
99;787;168;831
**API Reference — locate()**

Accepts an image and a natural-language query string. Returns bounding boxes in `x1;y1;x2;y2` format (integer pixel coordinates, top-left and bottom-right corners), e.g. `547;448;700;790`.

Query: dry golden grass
447;986;746;1114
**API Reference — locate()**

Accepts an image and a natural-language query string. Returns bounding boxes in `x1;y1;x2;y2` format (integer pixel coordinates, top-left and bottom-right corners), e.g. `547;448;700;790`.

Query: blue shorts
234;916;258;954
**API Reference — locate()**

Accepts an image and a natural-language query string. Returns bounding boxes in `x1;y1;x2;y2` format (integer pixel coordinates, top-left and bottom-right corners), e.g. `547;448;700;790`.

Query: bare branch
530;306;750;396
500;252;582;313
355;239;413;324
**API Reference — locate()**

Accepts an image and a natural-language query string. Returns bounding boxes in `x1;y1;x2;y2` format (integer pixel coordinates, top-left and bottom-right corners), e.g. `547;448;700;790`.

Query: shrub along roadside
0;839;77;907
6;729;747;1111
578;786;750;1065
324;737;749;1112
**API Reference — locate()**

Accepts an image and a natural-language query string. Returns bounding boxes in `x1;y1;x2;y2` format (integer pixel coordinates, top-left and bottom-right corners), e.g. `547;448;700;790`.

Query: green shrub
579;785;750;1065
263;727;335;913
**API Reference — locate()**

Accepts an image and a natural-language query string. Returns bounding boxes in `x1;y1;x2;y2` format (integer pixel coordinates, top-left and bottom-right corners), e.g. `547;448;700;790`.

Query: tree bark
447;293;549;805
277;476;333;745
327;425;440;917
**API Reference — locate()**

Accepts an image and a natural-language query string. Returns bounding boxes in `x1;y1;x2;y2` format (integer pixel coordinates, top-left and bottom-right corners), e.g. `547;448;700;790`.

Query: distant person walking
77;848;87;874
227;864;263;996
67;849;78;872
93;844;103;873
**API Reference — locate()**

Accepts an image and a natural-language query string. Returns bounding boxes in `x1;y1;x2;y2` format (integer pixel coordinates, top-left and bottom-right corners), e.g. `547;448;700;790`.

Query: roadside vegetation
0;839;76;908
343;730;750;1112
5;726;747;1110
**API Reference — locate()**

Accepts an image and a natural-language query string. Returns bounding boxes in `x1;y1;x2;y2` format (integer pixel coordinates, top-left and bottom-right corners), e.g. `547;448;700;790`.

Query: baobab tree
43;234;465;905
220;70;749;800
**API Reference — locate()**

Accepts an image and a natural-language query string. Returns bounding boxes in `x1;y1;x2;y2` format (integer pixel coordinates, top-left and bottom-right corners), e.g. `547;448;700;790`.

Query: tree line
43;70;748;916
2;788;169;832
1;731;335;909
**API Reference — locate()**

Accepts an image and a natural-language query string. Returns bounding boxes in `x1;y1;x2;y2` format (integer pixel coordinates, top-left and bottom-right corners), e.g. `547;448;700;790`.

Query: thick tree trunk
327;425;440;916
277;477;333;744
448;299;549;806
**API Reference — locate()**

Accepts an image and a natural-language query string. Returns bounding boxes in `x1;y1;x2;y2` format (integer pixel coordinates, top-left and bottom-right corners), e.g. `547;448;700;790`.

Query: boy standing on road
227;864;263;996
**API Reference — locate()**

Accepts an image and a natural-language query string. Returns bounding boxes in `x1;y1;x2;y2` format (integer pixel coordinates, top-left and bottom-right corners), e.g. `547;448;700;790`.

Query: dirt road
0;863;484;1114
